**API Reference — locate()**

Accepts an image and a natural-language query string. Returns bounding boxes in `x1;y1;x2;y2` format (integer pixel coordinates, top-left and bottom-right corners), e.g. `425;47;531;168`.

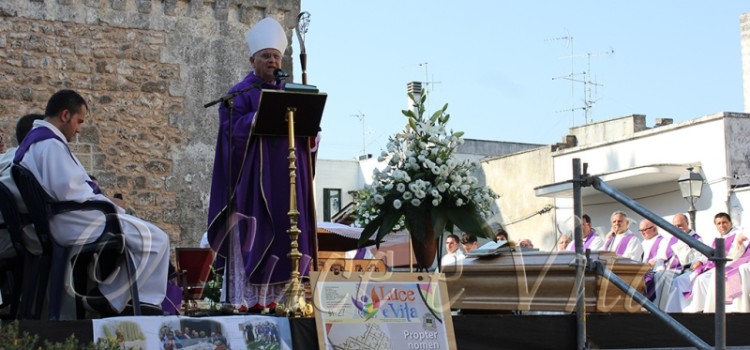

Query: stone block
141;81;168;93
137;0;152;14
111;0;126;10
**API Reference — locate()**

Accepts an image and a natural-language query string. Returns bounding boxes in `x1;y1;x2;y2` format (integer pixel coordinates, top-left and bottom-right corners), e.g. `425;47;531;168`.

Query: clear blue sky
294;1;750;161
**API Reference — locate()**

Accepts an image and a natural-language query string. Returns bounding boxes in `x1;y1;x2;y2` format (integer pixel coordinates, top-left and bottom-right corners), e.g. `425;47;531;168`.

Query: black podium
252;88;326;317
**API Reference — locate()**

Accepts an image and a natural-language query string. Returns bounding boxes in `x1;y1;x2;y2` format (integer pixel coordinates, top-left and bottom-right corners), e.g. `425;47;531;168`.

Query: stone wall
0;0;300;245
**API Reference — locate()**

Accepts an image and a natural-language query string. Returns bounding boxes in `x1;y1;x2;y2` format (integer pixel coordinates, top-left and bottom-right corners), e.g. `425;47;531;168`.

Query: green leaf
402;109;416;118
440;113;450;124
404;207;429;242
376;210;403;246
408;117;417;130
453;131;464;138
442;205;494;239
430;206;449;237
429;109;442;123
358;215;383;247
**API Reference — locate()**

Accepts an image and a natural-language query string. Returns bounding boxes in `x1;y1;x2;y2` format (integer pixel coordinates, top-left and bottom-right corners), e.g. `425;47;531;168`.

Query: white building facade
483;112;750;251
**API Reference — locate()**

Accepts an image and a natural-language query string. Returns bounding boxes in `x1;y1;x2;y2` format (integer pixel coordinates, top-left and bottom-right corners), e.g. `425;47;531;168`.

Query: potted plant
354;92;498;269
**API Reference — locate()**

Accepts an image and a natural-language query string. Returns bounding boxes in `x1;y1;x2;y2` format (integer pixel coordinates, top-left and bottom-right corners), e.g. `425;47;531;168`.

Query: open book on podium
466;240;512;258
251;88;327;137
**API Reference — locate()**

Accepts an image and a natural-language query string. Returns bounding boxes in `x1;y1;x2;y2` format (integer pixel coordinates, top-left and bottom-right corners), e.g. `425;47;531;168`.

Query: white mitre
245;17;288;56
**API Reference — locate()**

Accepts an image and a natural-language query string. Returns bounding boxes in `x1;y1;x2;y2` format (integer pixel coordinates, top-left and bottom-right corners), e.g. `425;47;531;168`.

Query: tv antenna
351;112;367;158
418;62;441;113
548;33;614;125
545;33;575;124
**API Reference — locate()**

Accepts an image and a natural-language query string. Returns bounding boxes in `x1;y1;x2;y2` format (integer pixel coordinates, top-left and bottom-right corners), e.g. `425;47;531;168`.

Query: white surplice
16;120;170;312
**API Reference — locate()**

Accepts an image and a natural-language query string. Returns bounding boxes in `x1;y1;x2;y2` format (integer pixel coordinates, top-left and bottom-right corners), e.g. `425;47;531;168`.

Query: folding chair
175;247;214;314
11;164;141;319
0;182;27;319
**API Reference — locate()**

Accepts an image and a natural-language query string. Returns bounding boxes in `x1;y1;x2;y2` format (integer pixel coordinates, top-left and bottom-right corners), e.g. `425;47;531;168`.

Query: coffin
442;250;650;313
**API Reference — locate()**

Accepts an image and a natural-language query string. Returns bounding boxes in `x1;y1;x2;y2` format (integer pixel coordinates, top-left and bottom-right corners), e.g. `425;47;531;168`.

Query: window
323;188;341;222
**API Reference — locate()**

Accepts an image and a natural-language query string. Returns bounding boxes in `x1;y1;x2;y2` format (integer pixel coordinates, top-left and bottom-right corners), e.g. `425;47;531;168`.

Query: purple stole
605;232;635;257
645;236;664;263
683;232;737;299
693;233;736;276
664;236;682;271
13;126;68;164
568;229;598;252
354;247;367;259
725;244;750;303
13;126;101;194
644;236;664;301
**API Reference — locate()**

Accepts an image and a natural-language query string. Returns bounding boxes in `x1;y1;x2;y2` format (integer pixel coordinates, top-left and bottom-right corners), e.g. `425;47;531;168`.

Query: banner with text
312;272;456;350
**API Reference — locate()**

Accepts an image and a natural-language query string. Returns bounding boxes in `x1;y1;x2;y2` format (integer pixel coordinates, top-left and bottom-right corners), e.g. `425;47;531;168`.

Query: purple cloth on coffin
207;72;317;286
161;280;183;315
354;247;367;259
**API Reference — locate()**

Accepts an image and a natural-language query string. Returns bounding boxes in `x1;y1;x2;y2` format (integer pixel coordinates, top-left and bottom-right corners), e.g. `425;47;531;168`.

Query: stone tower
0;0;300;245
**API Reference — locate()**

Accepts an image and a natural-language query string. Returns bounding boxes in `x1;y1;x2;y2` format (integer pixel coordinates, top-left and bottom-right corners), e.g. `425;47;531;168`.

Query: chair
175;247;214;314
11;164;141;319
0;182;28;319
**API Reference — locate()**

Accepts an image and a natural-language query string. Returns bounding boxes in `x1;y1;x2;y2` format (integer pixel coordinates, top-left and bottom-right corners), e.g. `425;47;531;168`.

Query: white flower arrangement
355;93;498;246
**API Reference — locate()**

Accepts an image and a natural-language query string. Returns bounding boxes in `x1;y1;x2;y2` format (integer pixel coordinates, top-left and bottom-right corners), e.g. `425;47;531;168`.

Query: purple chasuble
207;72;317;286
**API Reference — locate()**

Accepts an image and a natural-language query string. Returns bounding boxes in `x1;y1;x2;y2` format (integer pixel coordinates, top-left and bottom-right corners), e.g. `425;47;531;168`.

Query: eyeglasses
256;52;282;61
446;242;456;245
639;226;655;233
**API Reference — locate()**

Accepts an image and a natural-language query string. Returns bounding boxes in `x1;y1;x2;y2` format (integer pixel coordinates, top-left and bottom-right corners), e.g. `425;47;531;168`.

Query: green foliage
0;321;126;350
203;264;223;310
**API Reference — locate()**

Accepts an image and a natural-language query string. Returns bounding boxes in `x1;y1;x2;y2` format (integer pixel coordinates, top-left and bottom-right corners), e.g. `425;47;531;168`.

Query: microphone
274;68;289;84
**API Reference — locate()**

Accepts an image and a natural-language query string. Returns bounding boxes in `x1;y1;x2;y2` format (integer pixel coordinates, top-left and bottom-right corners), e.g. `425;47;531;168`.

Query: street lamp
677;166;705;231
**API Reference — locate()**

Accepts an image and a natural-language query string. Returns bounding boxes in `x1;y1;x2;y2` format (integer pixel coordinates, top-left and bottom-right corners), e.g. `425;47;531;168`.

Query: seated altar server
567;214;605;252
664;212;744;313
603;211;643;262
13;89;170;315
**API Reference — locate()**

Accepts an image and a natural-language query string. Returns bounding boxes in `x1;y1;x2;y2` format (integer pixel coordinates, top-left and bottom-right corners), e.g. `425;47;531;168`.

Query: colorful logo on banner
352;284;425;322
351;290;380;320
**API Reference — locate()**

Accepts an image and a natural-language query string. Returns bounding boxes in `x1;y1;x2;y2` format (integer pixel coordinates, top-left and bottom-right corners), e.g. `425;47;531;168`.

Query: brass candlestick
276;107;307;317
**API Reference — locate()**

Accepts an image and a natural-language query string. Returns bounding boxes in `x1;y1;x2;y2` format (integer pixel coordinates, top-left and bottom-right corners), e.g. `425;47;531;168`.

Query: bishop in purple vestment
207;17;317;309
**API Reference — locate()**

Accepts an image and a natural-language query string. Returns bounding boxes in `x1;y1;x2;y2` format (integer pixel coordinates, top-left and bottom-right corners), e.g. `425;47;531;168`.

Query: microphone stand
204;85;258;109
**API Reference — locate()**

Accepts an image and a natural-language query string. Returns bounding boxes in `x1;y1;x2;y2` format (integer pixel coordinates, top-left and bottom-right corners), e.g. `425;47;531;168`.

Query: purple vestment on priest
207;72;317;298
